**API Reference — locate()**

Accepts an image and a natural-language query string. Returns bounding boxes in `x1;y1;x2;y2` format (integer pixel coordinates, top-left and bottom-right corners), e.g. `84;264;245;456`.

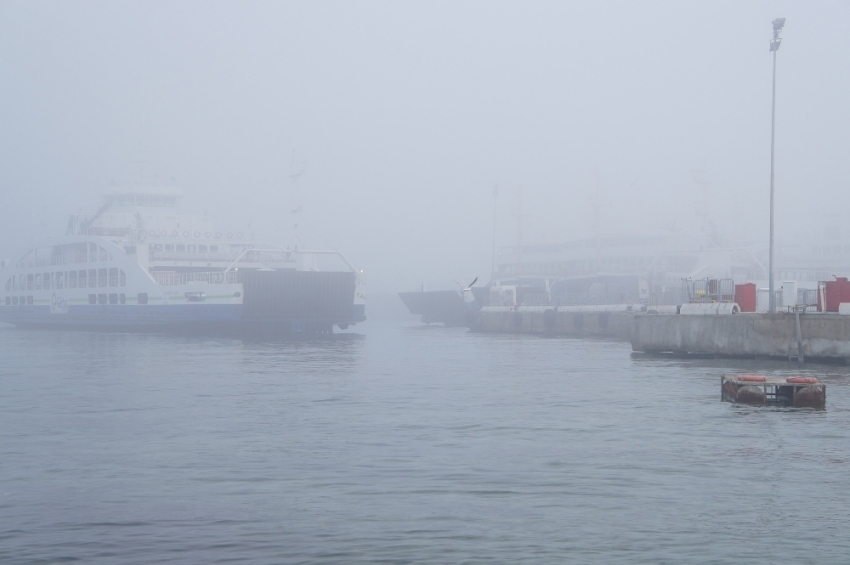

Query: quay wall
476;308;850;361
632;313;850;360
474;307;635;339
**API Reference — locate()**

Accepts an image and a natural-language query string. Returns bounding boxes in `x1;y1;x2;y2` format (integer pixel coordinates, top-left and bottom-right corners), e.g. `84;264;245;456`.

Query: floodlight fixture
770;17;785;51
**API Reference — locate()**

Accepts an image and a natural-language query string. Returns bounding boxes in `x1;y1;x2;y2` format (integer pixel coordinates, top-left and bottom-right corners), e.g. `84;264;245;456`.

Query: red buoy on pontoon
737;375;767;382
786;377;818;384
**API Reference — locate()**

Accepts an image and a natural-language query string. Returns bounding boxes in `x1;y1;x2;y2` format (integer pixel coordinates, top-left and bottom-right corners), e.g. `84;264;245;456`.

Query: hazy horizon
3;1;849;293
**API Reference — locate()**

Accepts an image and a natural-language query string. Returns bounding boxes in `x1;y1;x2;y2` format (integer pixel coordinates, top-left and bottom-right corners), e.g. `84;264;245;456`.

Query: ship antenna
692;168;720;248
512;187;526;277
491;184;498;279
288;149;306;246
592;171;601;274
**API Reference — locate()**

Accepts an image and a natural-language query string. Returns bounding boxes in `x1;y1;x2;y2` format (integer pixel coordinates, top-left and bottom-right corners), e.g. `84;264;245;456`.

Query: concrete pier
632;312;850;361
476;306;850;363
474;306;639;339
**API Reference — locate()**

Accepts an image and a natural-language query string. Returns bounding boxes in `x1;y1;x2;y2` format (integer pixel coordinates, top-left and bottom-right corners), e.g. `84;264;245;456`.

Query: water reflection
2;322;849;564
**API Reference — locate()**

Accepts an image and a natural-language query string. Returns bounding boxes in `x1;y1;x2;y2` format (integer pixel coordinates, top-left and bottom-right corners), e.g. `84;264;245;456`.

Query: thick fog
2;1;849;293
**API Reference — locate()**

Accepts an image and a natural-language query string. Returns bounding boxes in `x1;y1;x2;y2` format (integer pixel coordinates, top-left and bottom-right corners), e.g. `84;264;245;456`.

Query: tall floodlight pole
768;17;785;313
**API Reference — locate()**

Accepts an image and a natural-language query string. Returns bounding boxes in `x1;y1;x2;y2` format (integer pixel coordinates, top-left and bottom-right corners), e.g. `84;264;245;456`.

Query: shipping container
818;276;850;312
734;283;757;312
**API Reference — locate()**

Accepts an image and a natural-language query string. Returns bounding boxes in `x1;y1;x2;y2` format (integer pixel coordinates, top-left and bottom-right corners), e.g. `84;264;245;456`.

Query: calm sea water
1;320;849;564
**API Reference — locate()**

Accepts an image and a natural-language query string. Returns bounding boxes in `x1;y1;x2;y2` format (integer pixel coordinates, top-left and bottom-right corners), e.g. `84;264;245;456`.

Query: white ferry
0;188;366;334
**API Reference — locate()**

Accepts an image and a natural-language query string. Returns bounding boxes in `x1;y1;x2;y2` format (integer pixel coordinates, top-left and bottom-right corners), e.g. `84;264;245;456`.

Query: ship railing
47;253;99;266
153;271;239;286
683;278;735;303
222;245;359;276
552;291;644;306
149;251;237;262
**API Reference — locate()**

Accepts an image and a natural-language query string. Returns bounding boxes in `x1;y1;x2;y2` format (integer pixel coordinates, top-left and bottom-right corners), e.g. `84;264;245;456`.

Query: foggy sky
2;1;849;292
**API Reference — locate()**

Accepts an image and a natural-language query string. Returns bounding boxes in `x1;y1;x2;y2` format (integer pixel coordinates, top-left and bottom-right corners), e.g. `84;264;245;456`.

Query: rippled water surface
2;321;849;564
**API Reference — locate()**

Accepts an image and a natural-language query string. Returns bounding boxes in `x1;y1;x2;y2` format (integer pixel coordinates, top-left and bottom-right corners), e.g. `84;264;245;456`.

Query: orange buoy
786;377;818;384
737;374;767;382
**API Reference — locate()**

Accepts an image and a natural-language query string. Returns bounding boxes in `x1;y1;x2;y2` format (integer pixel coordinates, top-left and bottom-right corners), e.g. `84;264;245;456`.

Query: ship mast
592;172;601;275
513;187;525;277
491;184;498;279
288;150;306;247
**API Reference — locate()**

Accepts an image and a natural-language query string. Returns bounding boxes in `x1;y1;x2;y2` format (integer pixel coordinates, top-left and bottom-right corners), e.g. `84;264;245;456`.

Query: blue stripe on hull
0;304;241;327
0;304;363;334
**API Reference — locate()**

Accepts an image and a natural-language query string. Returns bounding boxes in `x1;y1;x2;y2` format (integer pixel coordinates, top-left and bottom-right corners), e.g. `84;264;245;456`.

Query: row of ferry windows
4;269;126;292
3;293;149;306
150;244;219;253
17;243;113;269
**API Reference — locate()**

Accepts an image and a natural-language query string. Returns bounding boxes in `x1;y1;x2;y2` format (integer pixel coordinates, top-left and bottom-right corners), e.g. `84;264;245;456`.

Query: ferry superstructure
399;233;766;324
0;188;366;333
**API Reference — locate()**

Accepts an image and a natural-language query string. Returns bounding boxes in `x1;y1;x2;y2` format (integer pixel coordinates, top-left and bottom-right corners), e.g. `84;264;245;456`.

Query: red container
819;277;850;312
734;283;757;312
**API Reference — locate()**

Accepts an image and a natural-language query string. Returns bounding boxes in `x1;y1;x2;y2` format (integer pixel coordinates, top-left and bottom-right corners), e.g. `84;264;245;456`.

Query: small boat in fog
0;188;366;334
